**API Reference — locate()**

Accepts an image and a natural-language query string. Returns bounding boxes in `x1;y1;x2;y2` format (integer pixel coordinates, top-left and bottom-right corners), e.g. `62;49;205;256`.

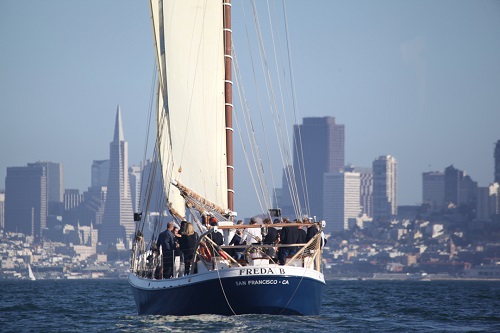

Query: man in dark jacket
306;223;319;243
278;217;300;265
207;217;224;246
229;229;244;260
262;218;278;260
156;221;176;279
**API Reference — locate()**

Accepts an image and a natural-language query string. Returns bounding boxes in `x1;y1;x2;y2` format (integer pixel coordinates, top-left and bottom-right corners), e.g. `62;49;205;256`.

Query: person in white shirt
242;218;262;244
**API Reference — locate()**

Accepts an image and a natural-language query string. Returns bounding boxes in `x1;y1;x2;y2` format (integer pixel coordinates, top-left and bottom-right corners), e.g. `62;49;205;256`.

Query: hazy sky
1;1;500;219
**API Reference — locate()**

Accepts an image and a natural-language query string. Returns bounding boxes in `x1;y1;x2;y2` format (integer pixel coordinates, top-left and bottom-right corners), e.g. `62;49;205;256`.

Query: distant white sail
150;0;228;216
28;264;36;281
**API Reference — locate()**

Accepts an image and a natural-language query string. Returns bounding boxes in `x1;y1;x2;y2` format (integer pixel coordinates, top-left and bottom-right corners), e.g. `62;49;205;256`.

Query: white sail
150;0;228;216
28;264;36;281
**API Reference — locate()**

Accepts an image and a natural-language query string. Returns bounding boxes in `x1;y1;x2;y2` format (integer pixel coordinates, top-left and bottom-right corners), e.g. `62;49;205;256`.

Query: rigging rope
233;0;311;220
233;47;267;215
281;0;311;218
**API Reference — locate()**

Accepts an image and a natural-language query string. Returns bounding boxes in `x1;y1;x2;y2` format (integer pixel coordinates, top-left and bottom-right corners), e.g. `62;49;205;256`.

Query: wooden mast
223;0;234;213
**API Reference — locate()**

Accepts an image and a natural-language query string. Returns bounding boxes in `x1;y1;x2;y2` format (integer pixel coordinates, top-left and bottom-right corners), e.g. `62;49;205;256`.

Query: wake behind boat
129;0;326;316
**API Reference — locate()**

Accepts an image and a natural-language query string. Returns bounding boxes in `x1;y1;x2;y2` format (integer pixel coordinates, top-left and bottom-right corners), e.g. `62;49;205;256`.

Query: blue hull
130;273;325;316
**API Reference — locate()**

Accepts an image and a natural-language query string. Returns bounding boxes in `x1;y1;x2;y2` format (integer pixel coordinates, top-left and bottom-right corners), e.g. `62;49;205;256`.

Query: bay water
1;279;499;332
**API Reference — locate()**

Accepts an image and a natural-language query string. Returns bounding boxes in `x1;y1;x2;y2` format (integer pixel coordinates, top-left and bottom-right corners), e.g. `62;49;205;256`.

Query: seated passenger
207;217;224;246
229;229;244;260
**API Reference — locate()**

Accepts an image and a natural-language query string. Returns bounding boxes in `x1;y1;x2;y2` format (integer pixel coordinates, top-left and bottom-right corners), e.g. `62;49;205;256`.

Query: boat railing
131;223;324;279
193;226;323;272
192;231;242;273
280;232;323;270
131;248;161;279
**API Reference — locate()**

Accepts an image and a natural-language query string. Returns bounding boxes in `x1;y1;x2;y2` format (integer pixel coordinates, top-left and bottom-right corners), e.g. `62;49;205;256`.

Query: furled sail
150;0;228;216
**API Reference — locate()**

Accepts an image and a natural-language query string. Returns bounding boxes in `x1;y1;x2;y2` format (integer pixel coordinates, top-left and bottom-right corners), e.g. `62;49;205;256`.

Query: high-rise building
495;140;500;184
459;175;477;207
490;183;500;219
64;189;83;211
292;117;344;219
444;165;477;207
129;165;141;213
422;171;445;211
444;165;463;206
99;106;135;247
476;183;500;222
277;165;297;218
60;189;84;228
91;160;110;187
324;171;360;233
372;155;397;221
476;186;490;221
139;158;166;214
28;161;63;216
76;159;110;228
345;166;373;218
0;190;5;230
5;165;47;240
80;186;107;227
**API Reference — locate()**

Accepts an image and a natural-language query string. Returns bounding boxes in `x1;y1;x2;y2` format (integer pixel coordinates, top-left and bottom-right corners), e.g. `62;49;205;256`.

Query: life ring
198;242;212;262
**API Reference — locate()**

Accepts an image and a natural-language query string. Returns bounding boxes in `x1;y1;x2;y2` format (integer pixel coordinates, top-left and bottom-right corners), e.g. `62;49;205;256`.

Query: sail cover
150;0;227;216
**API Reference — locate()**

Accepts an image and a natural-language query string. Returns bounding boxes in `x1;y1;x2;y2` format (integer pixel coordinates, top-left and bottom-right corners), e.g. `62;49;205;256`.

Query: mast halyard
223;0;234;213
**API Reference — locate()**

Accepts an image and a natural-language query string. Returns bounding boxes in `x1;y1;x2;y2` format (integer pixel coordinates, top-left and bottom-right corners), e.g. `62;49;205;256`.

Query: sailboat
129;0;326;316
28;264;36;281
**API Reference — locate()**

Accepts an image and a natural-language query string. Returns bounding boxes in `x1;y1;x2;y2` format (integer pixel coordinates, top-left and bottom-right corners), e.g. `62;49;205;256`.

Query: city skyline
1;1;500;219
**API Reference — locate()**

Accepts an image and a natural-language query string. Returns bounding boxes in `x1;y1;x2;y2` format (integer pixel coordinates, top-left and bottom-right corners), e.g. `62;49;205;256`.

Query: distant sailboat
28;264;36;281
128;0;326;316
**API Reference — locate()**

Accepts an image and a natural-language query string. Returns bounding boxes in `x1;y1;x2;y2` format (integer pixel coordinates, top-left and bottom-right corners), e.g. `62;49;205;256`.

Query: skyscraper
345;165;373;218
129;165;141;213
61;189;84;227
444;165;463;206
64;189;83;211
490;183;500;218
99;106;135;247
476;186;490;221
5;164;47;240
372;155;397;222
0;191;5;230
422;171;445;211
476;183;499;222
80;186;107;227
28;161;63;216
495;140;500;183
91;160;110;187
292;117;344;219
323;171;360;233
277;165;296;218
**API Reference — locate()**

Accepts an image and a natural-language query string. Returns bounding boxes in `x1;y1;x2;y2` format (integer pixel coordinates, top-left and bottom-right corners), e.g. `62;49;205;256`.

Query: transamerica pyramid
99;105;135;248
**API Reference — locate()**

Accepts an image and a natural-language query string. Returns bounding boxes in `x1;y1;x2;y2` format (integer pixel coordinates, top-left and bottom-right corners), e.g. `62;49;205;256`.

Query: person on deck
173;226;182;252
179;222;198;275
306;223;319;243
297;223;307;244
278;217;300;265
156;221;176;279
262;218;278;260
242;218;262;245
228;229;244;260
207;217;224;246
